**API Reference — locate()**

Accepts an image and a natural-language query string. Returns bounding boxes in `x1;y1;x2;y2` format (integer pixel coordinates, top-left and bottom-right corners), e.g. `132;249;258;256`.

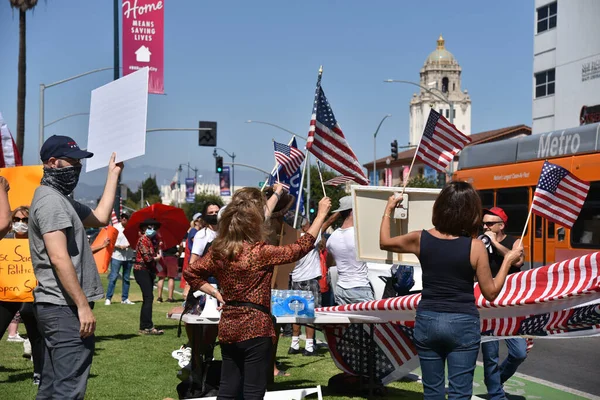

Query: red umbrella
124;204;189;250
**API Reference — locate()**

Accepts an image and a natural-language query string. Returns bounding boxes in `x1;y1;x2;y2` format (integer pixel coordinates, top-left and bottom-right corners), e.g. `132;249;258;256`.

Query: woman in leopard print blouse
184;185;331;400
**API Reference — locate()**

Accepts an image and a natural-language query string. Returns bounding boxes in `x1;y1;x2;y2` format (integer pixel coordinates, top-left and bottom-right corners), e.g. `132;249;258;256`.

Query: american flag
415;109;470;173
320;252;600;383
307;83;369;185
324;322;419;385
273;141;305;177
0;112;22;168
324;176;356;186
531;161;590;228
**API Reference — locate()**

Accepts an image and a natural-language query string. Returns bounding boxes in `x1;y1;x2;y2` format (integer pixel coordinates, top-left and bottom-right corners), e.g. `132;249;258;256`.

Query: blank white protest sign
86;67;149;172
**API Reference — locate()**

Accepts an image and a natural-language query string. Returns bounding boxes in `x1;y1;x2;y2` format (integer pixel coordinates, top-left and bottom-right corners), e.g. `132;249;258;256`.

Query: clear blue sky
0;0;533;186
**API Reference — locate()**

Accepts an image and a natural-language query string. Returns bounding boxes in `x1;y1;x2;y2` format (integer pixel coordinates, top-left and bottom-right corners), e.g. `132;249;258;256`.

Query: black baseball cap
40;135;94;162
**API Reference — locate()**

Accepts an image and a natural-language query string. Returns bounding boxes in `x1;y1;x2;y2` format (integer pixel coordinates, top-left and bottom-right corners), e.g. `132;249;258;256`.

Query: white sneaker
23;339;32;358
121;299;135;305
172;346;192;368
7;333;25;343
105;299;111;306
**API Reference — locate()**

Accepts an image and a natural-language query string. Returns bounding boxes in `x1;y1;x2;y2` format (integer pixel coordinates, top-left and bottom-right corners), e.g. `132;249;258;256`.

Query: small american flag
531;161;590;228
110;198;123;226
415;109;470;173
273;141;305;177
307;83;369;185
324;176;356;186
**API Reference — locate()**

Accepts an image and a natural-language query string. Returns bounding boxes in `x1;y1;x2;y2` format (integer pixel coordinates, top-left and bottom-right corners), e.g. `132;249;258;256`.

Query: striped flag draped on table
531;161;590;228
0;112;22;168
307;78;369;185
320;252;600;384
415;109;470;173
273;141;305;177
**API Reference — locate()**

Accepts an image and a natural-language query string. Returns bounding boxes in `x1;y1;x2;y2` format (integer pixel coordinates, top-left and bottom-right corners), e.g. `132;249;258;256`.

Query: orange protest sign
0;239;36;302
93;226;118;274
0;165;43;209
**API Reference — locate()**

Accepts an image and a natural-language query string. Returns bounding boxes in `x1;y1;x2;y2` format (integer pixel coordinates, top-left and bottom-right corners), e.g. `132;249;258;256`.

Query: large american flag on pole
415;109;470;173
321;252;600;384
273;141;305;177
531;161;590;228
307;77;369;185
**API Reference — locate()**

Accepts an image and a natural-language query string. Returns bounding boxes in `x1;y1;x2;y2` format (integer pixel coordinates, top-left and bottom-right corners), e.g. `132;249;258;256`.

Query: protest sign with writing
0;239;36;302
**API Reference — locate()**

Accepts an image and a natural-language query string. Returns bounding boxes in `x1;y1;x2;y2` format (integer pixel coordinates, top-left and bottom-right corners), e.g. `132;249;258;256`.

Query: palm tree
9;0;38;157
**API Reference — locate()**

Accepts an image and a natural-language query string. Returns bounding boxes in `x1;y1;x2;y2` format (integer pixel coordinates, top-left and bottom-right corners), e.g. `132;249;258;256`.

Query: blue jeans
414;310;480;400
106;259;132;301
481;338;528;399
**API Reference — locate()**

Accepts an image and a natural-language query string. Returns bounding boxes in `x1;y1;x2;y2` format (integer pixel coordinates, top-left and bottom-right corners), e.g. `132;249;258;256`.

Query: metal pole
39;84;44;154
373;136;376;186
231;153;236;192
44;112;90;128
114;0;121;221
306;153;311;219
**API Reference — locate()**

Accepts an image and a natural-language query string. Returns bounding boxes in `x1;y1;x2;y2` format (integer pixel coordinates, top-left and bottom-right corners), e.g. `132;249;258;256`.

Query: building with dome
409;35;472;146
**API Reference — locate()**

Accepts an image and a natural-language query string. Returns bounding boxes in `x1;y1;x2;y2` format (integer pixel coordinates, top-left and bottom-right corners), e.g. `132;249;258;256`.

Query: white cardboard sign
86;67;149;172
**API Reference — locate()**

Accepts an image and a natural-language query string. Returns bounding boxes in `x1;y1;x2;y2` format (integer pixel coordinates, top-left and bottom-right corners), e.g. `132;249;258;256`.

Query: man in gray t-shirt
30;135;123;400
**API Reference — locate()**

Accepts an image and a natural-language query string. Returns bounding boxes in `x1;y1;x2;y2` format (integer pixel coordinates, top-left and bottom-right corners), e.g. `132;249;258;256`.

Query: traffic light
391;139;398;160
199;121;217;147
309;200;316;217
215;156;223;173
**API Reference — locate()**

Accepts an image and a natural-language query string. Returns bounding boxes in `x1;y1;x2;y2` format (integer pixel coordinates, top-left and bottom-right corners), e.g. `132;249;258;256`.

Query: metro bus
454;123;600;268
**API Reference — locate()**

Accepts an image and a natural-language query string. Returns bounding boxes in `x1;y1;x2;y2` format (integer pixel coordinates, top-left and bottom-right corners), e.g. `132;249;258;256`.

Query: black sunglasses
12;217;28;223
483;221;503;227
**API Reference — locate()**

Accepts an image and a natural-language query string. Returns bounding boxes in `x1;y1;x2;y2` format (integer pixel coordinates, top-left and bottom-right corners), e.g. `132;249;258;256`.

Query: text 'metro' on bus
454;122;600;269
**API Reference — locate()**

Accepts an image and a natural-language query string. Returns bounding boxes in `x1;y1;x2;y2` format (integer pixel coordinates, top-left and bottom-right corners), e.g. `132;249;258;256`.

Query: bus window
547;221;555;239
557;227;565;241
496;187;529;237
571;181;600;249
478;190;494;210
535;215;542;238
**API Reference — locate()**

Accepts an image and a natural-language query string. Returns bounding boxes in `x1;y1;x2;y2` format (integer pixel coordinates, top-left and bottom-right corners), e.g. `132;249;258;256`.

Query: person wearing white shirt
105;213;135;305
326;196;374;305
189;203;221;265
288;212;338;356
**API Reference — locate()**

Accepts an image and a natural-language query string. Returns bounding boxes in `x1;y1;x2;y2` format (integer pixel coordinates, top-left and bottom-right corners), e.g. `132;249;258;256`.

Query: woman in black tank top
379;182;522;400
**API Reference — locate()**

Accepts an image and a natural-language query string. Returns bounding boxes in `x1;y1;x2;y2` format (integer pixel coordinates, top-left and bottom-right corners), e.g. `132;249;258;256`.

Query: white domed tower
409;35;472;146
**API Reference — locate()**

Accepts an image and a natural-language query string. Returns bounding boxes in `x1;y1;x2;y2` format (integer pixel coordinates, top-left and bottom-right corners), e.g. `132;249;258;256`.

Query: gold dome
426;35;456;64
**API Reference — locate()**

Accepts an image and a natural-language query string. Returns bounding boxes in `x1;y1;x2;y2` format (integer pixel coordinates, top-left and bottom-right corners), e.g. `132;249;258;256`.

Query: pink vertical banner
385;168;393;187
122;0;165;94
402;166;410;183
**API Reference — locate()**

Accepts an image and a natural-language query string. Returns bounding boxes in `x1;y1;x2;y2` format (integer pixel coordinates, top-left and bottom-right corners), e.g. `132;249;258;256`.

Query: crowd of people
0;134;529;400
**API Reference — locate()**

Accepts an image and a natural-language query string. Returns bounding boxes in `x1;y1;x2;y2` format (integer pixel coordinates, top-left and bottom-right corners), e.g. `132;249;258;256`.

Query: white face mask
13;222;28;234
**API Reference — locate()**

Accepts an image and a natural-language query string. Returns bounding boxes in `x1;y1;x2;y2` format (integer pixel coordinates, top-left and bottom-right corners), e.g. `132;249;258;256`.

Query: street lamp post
372;114;392;186
245;120;311;219
39;67;116;153
384;79;454;124
44;112;90;128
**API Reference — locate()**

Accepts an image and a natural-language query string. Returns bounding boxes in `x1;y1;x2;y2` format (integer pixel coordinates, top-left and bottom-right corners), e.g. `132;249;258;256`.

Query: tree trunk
16;9;26;157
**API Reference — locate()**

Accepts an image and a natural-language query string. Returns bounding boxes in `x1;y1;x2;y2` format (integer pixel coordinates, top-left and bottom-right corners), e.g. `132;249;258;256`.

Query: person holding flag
480;207;526;400
380;181;523;400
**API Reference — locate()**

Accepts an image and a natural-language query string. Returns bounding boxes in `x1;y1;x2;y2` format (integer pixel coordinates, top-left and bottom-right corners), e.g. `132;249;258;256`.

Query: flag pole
293;147;310;229
272;139;281;183
315;160;327;197
519;207;533;246
400;145;421;195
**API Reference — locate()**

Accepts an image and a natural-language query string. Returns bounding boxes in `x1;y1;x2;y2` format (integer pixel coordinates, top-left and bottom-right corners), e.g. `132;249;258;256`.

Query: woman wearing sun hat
133;218;164;335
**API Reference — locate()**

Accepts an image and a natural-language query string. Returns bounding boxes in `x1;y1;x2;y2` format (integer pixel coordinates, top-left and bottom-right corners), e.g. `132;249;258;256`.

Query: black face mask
203;214;218;226
41;165;82;196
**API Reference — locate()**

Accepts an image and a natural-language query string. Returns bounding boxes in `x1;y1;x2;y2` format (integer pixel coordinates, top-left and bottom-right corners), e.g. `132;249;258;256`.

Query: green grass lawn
0;275;423;399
